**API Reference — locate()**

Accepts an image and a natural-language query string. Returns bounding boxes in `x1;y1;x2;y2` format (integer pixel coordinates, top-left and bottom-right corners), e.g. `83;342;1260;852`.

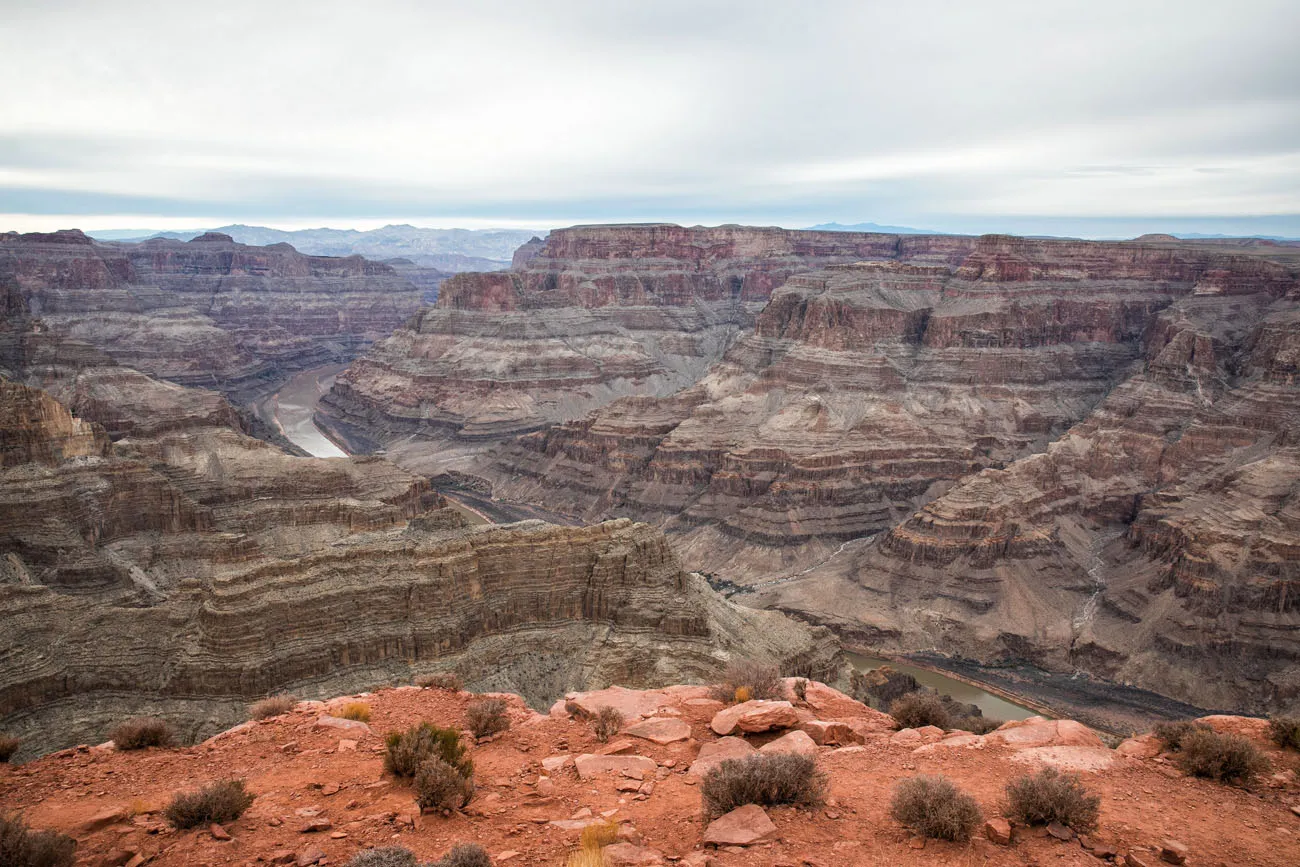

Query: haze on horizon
2;0;1298;239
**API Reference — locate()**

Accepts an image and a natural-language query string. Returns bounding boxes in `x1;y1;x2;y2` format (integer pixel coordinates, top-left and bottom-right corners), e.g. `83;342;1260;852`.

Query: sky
2;0;1298;238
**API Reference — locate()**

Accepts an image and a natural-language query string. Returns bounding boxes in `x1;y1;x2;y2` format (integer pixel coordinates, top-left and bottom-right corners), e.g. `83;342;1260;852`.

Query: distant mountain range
804;221;934;234
87;224;545;272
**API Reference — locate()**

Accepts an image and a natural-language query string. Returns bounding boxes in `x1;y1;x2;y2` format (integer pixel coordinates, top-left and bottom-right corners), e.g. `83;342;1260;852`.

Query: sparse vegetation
709;658;783;703
249;695;296;720
889;692;951;730
163;779;254;828
415;673;463;691
579;819;619;850
953;715;1003;735
0;813;77;867
109;716;174;750
1153;719;1211;751
1176;728;1269;784
464;698;510;740
414;758;475;812
1004;767;1100;831
0;735;19;763
1269;715;1300;751
431;844;492;867
384;723;472;779
889;775;983;842
700;753;828;818
592;706;624;743
792;678;808;702
346;847;418;867
338;701;371;722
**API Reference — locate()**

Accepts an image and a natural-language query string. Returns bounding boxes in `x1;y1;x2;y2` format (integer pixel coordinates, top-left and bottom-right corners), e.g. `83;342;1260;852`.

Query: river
846;651;1039;722
259;363;350;458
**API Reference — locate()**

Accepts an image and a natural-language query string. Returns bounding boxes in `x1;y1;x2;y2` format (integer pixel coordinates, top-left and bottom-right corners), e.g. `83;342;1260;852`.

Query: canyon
321;226;1300;717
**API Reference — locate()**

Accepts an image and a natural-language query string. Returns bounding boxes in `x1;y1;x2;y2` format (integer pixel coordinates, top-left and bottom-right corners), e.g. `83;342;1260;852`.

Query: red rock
1124;854;1154;867
97;850;136;867
603;842;667;865
1047;821;1074;840
757;729;818;756
312;715;371;735
299;818;332;833
296;849;326;867
689;736;757;776
703;804;778;846
337;739;357;753
76;806;129;836
209;823;231;840
574;754;657;780
1159;840;1189;864
984;817;1012;845
596;739;639;756
710;700;800;736
799;720;856;745
623;717;691;745
269;852;296;865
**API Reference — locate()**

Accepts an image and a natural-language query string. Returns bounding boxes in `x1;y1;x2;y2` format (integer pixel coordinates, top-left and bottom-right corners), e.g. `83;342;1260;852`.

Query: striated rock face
0;229;425;393
319;224;977;451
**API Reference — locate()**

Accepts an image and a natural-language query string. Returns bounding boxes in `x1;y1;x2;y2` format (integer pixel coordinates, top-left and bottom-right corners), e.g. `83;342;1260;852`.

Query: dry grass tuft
109;717;174;750
890;775;983;841
345;847;418;867
579;819;619;850
464;698;510;740
249;695;296;720
337;701;371;722
1004;767;1100;831
592;706;624;743
0;813;77;867
163;779;254;828
700;753;827;818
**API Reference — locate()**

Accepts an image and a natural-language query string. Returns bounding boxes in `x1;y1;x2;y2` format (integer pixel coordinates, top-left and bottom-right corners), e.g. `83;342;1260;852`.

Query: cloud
1;0;1298;235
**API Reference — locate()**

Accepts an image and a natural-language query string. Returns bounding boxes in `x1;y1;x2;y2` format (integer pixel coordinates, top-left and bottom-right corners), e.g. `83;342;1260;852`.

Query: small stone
330;832;348;839
1047;821;1074;841
296;848;326;867
908;836;925;849
269;852;296;865
984;817;1012;845
536;777;556;796
321;783;341;796
572;807;594;819
210;824;231;841
280;741;299;753
1125;854;1154;867
299;818;332;833
616;779;642;792
702;804;778;846
268;817;284;827
1159;840;1189;864
337;739;357;753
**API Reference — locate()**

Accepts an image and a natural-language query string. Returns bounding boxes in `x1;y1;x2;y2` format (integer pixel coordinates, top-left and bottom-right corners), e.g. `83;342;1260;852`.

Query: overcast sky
2;0;1298;237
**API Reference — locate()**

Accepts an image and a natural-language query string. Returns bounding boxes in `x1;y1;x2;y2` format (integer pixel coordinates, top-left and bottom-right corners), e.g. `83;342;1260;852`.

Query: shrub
464;698;510;740
0;813;77;867
431;844;492;867
579;819;619;849
1152;719;1211;751
0;735;18;763
890;775;983;842
1269;716;1300;751
109;717;174;750
1177;728;1269;784
593;706;624;743
709;658;783;703
414;757;475;811
700;753;827;818
384;723;472;779
792;678;808;702
164;779;254;828
338;701;371;722
889;692;951;730
1004;767;1100;831
345;847;417;867
953;715;1003;735
249;695;296;720
416;673;463;691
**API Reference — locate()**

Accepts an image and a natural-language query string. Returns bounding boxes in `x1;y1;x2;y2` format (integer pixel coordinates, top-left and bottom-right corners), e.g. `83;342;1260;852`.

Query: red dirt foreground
3;680;1300;866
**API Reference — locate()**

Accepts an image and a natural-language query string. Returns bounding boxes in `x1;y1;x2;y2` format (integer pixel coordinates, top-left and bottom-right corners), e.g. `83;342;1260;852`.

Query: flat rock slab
710;700;800;736
690;736;756;777
624;717;691;745
312;716;372;736
574;753;657;780
566;686;673;721
986;718;1103;749
603;842;667;865
758;729;818;756
1008;746;1115;773
703;804;778;846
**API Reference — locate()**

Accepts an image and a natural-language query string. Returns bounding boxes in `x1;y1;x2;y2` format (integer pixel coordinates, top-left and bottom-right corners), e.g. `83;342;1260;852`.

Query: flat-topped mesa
0;229;425;393
318;225;978;451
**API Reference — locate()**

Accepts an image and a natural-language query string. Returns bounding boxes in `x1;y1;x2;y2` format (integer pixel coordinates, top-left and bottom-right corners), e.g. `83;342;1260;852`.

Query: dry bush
414;758;475;811
1152;719;1211;751
579;819;619;849
1269;716;1300;751
0;813;77;867
593;706;624;743
700;753;828;818
338;701;371;722
953;715;1003;735
0;735;19;763
345;847;418;867
792;678;809;702
415;673;463;691
709;658;783;703
164;779;254;828
1177;728;1269;784
384;723;471;779
464;698;510;740
889;692;951;730
430;844;492;867
890;775;983;841
109;717;174;750
1004;767;1100;831
249;695;296;720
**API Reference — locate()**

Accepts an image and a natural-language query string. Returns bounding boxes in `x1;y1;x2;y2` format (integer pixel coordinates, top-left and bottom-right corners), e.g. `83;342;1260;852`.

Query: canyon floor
4;680;1299;867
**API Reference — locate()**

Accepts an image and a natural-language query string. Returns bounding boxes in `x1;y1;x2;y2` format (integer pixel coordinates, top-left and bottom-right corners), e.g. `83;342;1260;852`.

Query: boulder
1116;734;1162;759
758;729;818;756
574;753;658;780
799;720;856;746
623;717;691;745
566;687;670;721
986;719;1103;749
689;736;757;776
312;715;372;736
710;700;800;736
703;804;778;846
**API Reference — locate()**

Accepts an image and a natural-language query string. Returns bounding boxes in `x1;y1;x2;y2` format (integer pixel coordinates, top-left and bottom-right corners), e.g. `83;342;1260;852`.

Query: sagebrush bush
431;844;492;867
593;706;623;743
0;813;77;867
1004;767;1100;831
700;753;827;818
1152;719;1211;751
414;758;475;811
164;779;254;828
890;775;983;841
338;701;371;722
345;847;418;867
464;698;510;740
249;695;296;720
1177;728;1269;783
384;723;471;779
0;735;19;763
1269;716;1300;751
889;692;951;730
709;658;783;703
109;717;173;750
415;673;463;691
